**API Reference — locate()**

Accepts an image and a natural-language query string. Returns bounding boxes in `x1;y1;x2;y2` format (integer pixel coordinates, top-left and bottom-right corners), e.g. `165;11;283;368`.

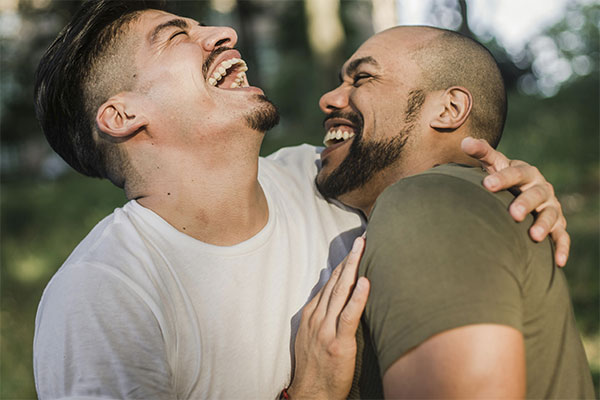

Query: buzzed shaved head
405;26;507;147
316;24;508;211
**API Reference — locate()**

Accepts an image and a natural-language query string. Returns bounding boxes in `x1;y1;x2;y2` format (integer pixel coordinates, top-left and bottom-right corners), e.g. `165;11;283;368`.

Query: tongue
217;68;239;88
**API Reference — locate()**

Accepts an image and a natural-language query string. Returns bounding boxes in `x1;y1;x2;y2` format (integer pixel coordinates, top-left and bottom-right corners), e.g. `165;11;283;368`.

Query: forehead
131;9;196;42
342;31;416;76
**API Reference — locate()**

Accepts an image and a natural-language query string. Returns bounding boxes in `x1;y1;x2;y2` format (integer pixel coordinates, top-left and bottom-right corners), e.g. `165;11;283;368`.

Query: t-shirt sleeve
360;173;527;376
34;263;176;399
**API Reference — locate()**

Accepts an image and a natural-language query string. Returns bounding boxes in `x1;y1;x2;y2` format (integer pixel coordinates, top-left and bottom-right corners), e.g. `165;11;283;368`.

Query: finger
324;237;365;322
551;226;571;267
302;282;323;316
461;137;510;173
483;163;542;192
312;254;347;318
528;206;560;242
508;184;552;222
337;277;370;339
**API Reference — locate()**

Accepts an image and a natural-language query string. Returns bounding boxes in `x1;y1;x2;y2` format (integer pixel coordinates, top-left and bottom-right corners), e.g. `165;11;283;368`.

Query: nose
199;26;238;52
319;85;350;114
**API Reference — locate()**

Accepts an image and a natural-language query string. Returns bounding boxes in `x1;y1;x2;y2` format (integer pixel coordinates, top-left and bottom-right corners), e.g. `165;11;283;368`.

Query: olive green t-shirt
349;164;594;399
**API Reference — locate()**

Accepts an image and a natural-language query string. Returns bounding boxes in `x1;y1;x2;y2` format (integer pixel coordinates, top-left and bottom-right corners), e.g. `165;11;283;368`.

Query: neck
129;139;268;246
356;137;481;218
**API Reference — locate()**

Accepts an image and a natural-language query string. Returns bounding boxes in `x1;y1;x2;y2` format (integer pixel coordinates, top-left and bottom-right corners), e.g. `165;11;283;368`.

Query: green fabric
349;164;594;399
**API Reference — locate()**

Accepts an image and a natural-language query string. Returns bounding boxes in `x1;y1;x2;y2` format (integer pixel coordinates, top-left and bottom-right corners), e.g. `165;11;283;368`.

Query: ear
430;86;472;131
96;93;148;138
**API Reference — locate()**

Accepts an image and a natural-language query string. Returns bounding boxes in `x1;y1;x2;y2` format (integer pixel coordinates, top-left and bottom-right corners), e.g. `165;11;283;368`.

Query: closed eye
353;73;371;86
169;31;187;40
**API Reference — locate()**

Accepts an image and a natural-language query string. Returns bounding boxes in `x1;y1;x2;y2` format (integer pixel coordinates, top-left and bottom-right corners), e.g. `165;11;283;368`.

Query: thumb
461;136;509;173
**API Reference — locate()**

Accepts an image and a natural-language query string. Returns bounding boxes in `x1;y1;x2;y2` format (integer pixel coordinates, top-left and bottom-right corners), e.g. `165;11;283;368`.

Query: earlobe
430;87;472;131
96;95;148;139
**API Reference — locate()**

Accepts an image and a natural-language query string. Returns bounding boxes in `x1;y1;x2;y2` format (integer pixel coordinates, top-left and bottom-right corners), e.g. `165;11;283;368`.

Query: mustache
322;109;363;130
202;46;235;78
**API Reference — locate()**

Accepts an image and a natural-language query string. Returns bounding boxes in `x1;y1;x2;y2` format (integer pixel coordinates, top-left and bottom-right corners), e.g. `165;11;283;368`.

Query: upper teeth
208;57;249;87
323;129;355;146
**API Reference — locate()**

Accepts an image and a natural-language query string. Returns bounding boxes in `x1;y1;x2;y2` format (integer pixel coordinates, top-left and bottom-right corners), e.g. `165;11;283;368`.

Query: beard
245;94;280;132
316;89;425;201
316;127;410;201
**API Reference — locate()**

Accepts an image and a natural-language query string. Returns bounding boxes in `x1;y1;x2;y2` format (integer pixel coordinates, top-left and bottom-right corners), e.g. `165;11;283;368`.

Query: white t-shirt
34;144;364;399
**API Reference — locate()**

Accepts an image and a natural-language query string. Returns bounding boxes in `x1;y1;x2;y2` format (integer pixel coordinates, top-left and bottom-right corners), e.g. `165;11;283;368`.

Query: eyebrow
150;18;190;44
339;56;379;82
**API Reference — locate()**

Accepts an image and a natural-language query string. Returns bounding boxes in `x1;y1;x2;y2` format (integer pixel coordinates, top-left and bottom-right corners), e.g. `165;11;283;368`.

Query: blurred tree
371;0;396;33
1;1;82;177
517;2;599;97
304;0;344;64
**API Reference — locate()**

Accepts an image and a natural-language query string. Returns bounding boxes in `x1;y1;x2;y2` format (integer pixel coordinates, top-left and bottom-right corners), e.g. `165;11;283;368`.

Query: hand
462;137;570;267
288;237;370;400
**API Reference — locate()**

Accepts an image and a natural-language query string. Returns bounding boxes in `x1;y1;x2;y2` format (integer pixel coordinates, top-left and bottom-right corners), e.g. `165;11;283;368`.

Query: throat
137;171;269;246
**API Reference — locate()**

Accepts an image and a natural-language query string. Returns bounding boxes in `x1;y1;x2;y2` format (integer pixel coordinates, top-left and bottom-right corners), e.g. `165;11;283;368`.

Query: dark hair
34;0;166;185
410;28;507;148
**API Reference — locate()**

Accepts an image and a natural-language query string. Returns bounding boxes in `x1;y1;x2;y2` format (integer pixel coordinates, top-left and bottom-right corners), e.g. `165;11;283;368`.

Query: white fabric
34;144;364;399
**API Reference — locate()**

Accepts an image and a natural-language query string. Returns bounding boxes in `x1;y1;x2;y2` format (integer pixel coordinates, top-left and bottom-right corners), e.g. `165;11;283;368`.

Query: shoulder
40;200;172;324
65;201;163;273
375;164;507;214
34;260;174;398
369;164;520;244
363;164;527;282
65;201;141;263
36;260;162;331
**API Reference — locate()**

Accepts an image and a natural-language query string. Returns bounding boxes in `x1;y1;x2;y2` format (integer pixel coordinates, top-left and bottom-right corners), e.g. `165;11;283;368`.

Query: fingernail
484;176;499;189
361;231;367;239
556;254;566;266
351;237;363;253
356;277;366;291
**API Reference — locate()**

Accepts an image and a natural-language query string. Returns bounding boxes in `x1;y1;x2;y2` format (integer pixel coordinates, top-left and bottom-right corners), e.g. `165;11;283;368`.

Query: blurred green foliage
1;0;598;398
1;176;125;396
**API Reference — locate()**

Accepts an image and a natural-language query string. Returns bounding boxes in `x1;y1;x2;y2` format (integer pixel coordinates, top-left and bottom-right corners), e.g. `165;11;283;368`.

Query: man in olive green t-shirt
314;25;595;398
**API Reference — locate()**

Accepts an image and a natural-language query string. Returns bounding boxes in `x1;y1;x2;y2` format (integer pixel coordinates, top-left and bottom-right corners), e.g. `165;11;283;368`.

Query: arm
288;237;370;400
462;137;570;266
383;324;525;399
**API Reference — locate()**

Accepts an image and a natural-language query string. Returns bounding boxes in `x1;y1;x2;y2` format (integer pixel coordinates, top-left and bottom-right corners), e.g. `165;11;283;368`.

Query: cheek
368;103;403;141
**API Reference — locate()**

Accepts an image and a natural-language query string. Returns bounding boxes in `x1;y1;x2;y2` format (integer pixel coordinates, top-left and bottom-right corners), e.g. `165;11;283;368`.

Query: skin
316;29;452;215
317;26;530;397
317;27;569;264
87;11;567;397
383;324;526;398
96;10;272;246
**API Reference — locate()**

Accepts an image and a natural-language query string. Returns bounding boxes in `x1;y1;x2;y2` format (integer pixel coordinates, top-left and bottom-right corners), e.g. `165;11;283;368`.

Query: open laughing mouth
323;118;357;148
207;52;250;89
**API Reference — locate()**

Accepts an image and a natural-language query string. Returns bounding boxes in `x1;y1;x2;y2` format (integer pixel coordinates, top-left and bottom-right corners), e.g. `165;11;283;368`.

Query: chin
245;95;280;132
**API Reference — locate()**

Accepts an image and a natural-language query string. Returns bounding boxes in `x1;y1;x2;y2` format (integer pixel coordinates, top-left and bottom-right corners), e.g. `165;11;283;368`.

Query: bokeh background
1;0;598;397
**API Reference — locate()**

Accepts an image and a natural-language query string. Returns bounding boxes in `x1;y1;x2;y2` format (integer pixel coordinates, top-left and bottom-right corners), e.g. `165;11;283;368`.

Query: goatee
245;94;280;132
